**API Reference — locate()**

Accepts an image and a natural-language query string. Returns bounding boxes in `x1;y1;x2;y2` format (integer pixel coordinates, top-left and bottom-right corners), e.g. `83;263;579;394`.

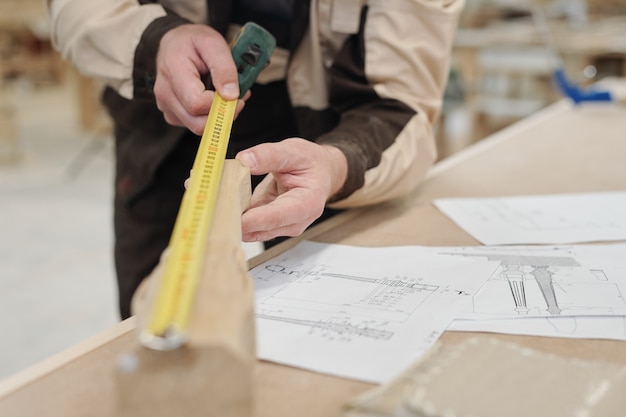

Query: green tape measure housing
231;22;276;98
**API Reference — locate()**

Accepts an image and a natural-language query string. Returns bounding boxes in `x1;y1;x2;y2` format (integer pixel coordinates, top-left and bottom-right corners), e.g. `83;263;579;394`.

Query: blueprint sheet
434;191;626;245
446;244;626;319
251;241;499;383
251;242;626;383
445;243;626;341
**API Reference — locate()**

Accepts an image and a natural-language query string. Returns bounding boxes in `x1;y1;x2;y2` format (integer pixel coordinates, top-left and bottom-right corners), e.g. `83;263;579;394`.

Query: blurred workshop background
1;0;625;379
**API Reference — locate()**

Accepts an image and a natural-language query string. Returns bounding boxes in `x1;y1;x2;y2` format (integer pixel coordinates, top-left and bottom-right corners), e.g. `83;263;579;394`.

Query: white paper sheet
434;191;626;245
447;316;626;341
251;242;626;383
441;244;626;320
251;241;500;384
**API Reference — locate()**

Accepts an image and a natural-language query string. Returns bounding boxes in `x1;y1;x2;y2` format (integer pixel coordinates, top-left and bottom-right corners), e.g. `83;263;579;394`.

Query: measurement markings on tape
139;22;276;351
141;95;236;350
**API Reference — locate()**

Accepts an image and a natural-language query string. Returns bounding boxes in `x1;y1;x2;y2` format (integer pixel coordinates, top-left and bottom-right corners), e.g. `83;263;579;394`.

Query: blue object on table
552;68;613;105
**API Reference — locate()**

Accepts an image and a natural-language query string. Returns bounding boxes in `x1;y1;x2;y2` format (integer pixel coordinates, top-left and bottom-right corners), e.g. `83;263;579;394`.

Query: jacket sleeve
47;0;189;99
319;0;464;208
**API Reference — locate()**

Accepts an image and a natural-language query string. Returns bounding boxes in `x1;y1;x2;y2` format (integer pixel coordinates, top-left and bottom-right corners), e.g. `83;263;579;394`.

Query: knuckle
163;113;181;127
185;98;206;116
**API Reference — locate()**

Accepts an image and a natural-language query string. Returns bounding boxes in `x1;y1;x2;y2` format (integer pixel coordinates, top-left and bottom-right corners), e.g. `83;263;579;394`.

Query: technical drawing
255;262;445;323
445;247;626;317
251;241;626;383
256;313;394;342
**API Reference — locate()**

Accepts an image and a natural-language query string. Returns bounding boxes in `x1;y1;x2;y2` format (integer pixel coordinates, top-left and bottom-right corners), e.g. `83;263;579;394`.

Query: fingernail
222;82;239;99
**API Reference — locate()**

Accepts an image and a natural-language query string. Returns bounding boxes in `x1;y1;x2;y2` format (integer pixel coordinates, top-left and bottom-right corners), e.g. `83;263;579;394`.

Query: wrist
322;145;348;202
134;15;191;99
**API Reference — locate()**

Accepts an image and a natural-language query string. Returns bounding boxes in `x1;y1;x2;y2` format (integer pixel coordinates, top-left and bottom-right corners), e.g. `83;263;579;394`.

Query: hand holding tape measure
140;22;276;351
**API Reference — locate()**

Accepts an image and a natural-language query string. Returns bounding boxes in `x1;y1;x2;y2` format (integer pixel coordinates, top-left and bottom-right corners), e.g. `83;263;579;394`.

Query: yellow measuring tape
140;95;236;350
139;23;275;351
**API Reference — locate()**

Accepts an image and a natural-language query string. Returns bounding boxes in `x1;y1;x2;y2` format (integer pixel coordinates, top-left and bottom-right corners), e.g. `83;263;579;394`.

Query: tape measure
140;22;276;351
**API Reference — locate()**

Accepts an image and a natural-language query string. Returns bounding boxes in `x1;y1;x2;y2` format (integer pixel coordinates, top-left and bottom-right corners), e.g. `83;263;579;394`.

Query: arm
320;0;465;208
48;0;242;132
235;0;463;242
47;0;170;98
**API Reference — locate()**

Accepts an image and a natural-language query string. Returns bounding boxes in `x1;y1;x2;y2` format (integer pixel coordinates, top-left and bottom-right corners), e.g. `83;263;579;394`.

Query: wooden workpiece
116;160;255;417
1;79;626;416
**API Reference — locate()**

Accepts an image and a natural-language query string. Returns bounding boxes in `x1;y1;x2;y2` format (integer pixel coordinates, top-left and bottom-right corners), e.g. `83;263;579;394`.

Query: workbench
1;79;626;417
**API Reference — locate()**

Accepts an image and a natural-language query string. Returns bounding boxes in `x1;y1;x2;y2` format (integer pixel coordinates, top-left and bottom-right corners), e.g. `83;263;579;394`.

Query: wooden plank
117;160;255;417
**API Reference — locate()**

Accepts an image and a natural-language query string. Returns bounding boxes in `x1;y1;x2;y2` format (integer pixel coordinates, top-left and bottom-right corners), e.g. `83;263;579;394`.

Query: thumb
236;141;298;176
215;80;240;100
206;52;239;99
235;148;260;174
195;33;240;100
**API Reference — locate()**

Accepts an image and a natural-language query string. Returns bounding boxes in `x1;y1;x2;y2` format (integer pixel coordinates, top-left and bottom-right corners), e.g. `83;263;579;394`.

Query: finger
236;139;307;176
164;65;215;132
234;98;246;119
195;34;239;100
157;87;213;134
154;81;185;126
179;91;217;135
184;169;192;189
171;76;214;118
235;89;251;116
241;203;321;241
242;215;307;242
157;33;213;114
155;58;213;133
241;192;324;237
246;174;278;209
243;226;301;243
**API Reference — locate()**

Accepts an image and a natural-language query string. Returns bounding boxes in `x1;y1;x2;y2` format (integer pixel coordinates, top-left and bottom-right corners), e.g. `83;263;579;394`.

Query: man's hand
235;138;348;242
154;24;248;135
